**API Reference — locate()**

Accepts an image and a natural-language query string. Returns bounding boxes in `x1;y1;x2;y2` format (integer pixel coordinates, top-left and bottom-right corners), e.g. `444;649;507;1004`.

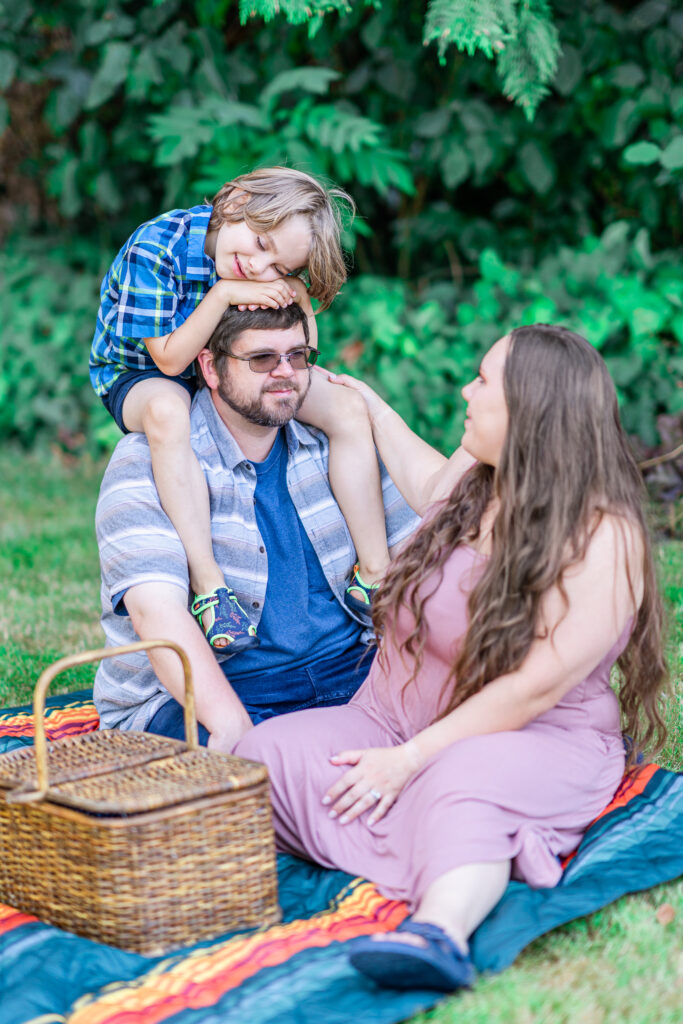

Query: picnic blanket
1;691;682;1024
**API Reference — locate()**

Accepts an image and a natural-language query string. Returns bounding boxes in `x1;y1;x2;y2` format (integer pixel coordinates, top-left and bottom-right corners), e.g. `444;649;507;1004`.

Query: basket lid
0;730;183;791
0;732;268;815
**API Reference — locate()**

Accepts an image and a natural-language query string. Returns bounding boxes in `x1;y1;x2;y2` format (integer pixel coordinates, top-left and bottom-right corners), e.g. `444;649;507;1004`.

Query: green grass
0;449;105;703
0;448;681;1023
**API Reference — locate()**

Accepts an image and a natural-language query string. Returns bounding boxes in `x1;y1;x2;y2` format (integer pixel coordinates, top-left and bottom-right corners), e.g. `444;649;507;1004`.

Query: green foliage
0;0;680;454
321;224;682;452
244;0;559;118
0;238;116;450
2;223;677;455
422;0;560;119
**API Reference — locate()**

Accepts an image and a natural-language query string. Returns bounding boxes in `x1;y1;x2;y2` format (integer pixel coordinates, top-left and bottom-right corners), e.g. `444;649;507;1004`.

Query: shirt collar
284;417;324;454
192;388;247;471
192;388;323;468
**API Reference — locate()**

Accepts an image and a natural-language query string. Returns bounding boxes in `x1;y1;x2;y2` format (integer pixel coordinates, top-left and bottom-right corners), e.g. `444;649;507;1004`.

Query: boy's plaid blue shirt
89;206;216;397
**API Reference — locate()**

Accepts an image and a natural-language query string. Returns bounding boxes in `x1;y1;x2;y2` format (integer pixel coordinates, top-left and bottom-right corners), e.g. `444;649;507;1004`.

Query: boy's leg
122;378;251;649
298;373;390;587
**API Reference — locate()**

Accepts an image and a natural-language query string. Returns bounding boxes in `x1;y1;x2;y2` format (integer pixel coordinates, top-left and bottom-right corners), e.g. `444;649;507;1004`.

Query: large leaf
0;48;17;89
84;42;132;110
441;140;470;189
518;141;555;194
660;135;683;171
148;99;264;165
623;140;661;165
260;67;340;113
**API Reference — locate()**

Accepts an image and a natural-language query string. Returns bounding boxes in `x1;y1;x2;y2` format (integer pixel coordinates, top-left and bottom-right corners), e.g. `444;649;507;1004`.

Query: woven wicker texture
0;730;183;790
0;786;280;953
38;748;269;813
0;640;280;953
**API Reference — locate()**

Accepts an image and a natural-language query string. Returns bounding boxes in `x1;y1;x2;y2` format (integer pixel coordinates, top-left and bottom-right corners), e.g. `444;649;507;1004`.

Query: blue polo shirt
90;205;215;397
226;429;361;680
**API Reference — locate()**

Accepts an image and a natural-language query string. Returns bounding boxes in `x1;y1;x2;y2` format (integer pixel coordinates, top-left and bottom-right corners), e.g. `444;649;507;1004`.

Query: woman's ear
196;347;219;390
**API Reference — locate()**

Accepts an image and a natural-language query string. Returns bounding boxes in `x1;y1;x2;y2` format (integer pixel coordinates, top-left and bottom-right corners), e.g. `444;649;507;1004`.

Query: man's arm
123;581;253;752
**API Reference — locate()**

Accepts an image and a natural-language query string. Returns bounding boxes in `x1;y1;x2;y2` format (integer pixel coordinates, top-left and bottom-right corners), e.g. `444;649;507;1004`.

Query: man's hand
208;717;253;754
217;277;297;311
322;740;423;826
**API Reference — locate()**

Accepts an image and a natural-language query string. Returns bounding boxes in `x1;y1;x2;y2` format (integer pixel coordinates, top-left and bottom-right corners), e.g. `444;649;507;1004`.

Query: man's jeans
146;641;375;746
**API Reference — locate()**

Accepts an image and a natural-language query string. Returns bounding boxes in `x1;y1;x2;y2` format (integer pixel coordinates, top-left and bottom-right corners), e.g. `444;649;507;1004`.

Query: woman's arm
323;372;475;515
324;514;643;823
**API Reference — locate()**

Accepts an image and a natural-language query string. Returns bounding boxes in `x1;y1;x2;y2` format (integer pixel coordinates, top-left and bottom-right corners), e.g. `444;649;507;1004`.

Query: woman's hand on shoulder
322;741;423;827
313;367;389;423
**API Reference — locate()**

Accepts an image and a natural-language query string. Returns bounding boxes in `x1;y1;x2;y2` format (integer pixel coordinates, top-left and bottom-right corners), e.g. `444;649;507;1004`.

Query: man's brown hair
198;303;310;386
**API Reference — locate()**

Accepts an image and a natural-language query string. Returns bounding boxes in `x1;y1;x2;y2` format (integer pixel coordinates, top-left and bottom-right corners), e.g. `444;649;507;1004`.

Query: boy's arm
123;581;253;752
146;277;300;376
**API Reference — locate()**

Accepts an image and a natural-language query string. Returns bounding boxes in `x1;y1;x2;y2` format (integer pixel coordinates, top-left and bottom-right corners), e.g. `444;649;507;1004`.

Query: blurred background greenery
0;0;681;528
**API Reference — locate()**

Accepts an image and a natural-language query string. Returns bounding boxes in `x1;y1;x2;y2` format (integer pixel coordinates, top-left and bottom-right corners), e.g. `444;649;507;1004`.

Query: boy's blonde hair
208;167;354;310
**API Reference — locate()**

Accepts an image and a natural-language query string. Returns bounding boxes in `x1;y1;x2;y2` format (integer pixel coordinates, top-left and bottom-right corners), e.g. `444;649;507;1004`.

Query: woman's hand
312;368;389;423
322;741;423;826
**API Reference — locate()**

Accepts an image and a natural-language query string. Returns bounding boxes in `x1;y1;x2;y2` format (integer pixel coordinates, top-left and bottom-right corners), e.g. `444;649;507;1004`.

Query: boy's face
207;214;311;282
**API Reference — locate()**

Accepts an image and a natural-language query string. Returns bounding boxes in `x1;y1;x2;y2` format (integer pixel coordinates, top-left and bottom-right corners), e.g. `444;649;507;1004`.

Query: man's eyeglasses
226;346;319;374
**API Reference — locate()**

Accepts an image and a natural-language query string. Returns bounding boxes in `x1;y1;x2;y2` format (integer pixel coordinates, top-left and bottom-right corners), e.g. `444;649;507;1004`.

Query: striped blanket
1;692;681;1024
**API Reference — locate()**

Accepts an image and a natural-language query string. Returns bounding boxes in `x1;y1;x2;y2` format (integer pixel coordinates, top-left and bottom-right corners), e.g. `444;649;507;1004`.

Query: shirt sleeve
111;236;183;340
96;434;190;605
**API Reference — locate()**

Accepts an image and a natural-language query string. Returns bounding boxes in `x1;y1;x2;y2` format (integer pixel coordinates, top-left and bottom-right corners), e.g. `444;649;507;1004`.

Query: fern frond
497;0;561;120
239;0;372;27
424;0;559;119
424;0;516;62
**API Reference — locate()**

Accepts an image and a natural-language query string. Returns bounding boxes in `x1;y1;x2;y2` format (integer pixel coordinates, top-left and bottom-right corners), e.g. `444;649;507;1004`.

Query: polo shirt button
253;601;260;609
244;463;253;471
259;546;265;553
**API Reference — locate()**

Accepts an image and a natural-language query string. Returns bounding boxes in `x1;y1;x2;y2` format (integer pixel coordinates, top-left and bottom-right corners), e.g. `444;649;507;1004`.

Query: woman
235;325;667;992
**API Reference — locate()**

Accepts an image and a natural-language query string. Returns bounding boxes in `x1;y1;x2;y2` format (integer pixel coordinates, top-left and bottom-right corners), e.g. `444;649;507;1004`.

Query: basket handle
28;639;198;800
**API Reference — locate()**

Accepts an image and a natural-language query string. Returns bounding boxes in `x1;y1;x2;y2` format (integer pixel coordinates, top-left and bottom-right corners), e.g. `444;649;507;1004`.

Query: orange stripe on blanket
0;705;99;739
67;881;409;1024
0;903;39;935
560;763;659;869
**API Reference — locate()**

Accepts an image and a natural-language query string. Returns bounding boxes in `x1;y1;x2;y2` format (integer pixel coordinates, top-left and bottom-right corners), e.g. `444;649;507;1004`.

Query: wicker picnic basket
0;640;280;954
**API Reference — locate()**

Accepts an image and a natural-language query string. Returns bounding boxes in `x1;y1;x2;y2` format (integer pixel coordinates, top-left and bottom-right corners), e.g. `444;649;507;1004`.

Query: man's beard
216;371;310;427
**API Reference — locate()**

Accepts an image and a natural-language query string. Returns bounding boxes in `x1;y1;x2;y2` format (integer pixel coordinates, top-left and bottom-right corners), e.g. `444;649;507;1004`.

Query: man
94;302;418;752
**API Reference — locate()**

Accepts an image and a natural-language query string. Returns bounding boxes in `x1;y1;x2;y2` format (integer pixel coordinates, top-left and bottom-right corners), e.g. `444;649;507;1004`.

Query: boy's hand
217;277;297;311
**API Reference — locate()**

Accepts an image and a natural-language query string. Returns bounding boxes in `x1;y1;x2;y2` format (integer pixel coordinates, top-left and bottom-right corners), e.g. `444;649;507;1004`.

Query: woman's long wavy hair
372;325;668;760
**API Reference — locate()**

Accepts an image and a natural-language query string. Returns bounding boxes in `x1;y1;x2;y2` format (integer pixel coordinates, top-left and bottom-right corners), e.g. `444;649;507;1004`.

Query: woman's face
461;335;510;466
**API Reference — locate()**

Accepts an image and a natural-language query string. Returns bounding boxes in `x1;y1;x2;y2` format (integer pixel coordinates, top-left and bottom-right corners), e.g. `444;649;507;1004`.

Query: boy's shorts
101;368;197;434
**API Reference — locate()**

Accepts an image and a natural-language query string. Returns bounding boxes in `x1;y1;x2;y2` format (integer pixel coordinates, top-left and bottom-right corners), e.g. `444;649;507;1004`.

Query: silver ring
369;789;382;802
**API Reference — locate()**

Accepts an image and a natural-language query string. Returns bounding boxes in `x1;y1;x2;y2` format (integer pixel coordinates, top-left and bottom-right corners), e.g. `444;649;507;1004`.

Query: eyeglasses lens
248;347;318;372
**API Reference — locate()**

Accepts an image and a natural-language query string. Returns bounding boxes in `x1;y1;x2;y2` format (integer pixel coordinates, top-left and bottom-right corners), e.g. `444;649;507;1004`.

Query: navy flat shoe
348;919;475;992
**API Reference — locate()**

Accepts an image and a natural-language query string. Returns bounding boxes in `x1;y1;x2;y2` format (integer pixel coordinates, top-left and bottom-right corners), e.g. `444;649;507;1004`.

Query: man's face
215;325;311;427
